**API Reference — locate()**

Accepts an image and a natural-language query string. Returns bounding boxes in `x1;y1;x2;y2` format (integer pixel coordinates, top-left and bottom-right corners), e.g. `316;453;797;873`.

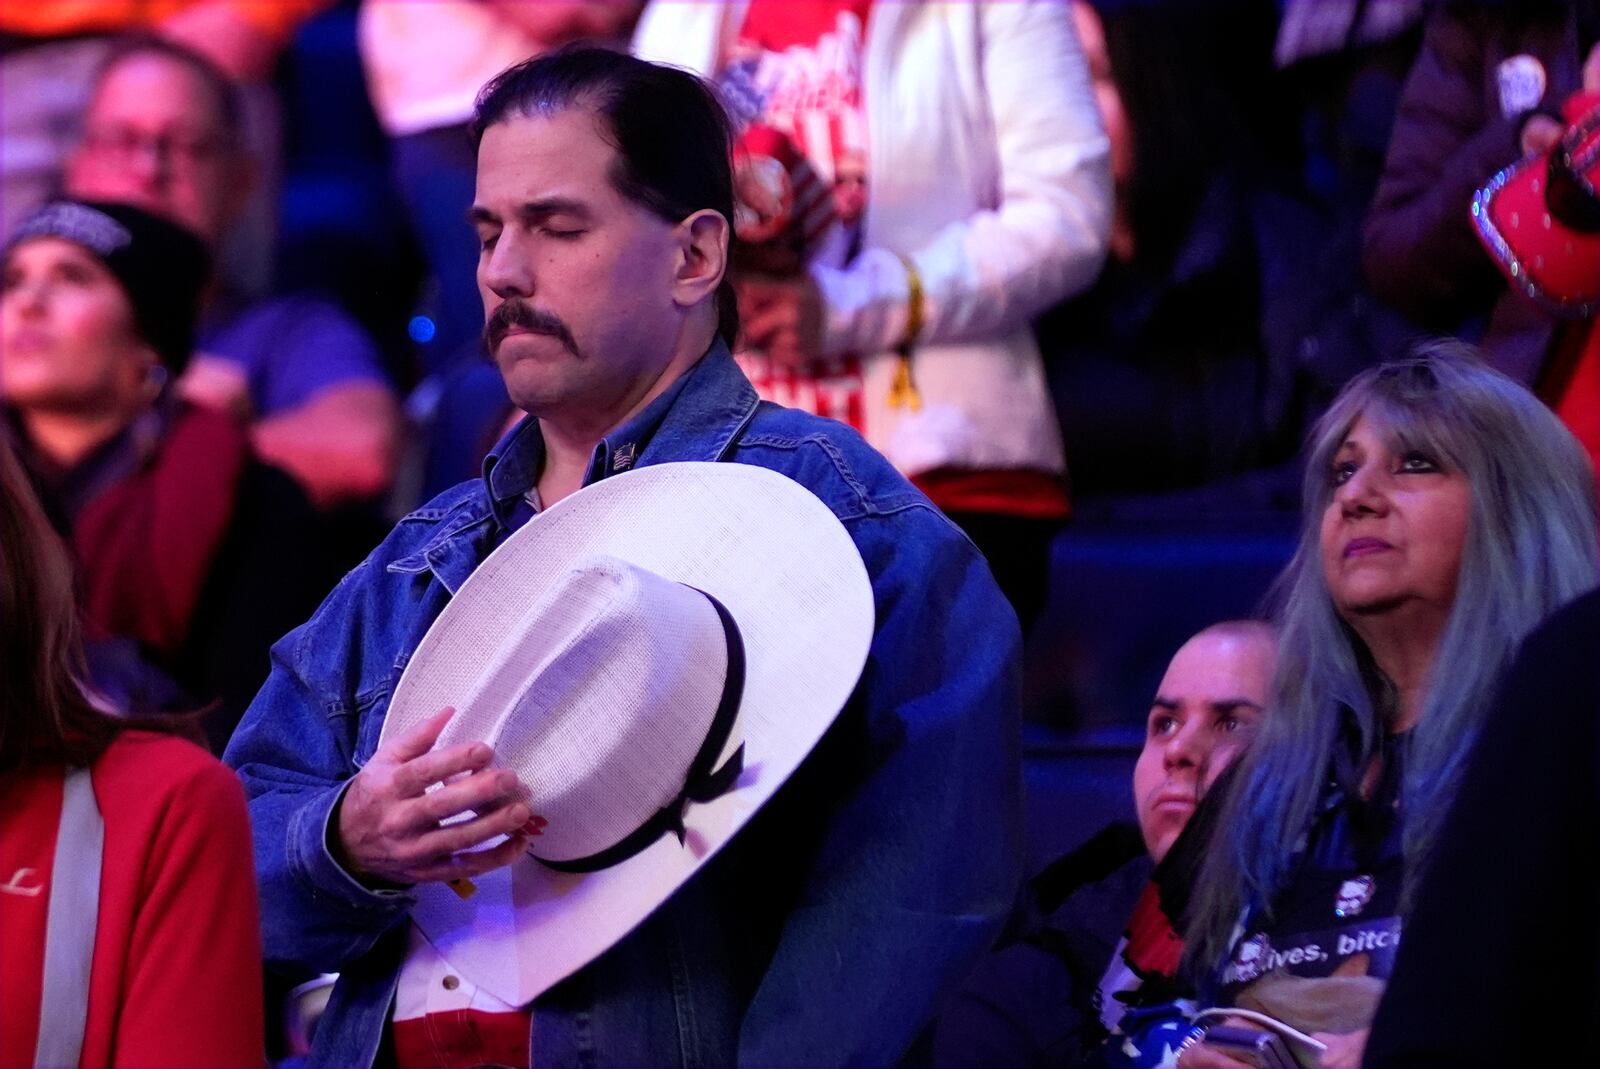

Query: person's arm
201;298;404;507
253;381;402;509
810;0;1112;358
223;568;417;974
111;754;264;1067
1360;9;1524;324
737;504;1025;1065
223;543;529;972
1362;592;1600;1068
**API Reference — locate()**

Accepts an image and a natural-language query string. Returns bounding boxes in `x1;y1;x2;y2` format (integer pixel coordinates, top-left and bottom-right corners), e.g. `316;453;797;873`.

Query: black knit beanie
6;200;210;376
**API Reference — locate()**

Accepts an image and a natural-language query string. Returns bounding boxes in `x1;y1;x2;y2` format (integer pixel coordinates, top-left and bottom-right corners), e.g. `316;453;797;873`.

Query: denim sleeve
737;505;1025;1067
223;569;415;974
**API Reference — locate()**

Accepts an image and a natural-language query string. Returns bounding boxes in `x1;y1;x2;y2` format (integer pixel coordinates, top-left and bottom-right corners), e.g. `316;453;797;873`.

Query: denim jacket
225;345;1024;1068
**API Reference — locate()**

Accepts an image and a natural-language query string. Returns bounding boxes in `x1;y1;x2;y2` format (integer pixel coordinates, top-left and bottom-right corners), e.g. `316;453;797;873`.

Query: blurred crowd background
4;0;1597;870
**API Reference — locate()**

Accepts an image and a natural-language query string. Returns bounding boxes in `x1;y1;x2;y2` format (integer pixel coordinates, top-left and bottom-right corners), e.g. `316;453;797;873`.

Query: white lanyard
34;767;103;1069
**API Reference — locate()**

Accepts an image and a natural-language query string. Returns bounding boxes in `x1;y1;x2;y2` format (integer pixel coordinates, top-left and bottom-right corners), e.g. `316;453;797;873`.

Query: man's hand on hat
159;0;280;82
334;708;536;888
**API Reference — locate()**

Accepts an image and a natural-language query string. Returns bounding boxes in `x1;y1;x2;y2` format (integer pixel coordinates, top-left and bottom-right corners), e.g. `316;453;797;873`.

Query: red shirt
0;732;263;1069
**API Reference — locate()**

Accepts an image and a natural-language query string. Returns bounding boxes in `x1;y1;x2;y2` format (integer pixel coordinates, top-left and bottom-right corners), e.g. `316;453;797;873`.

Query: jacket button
442;975;460;991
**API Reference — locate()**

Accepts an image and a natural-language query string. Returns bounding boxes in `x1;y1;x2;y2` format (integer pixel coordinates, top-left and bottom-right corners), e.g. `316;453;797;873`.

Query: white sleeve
630;1;730;74
815;0;1113;357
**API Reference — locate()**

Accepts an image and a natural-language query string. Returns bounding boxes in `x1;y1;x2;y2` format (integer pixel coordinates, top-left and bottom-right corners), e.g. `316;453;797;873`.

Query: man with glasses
64;37;401;510
0;0;328;240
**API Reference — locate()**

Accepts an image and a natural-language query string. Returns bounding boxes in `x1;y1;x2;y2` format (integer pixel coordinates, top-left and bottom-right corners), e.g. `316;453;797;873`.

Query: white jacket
634;0;1112;479
360;0;547;136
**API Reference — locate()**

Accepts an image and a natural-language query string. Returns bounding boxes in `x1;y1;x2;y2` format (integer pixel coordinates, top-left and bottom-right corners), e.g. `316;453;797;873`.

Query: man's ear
670;209;729;311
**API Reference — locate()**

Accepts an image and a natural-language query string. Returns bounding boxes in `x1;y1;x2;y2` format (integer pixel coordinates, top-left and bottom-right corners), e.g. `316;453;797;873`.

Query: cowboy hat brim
379;462;876;1006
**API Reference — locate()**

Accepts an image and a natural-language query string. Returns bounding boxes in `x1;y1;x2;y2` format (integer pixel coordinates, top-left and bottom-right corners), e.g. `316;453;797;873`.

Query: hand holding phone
1201;1025;1298;1069
1188;1007;1327;1069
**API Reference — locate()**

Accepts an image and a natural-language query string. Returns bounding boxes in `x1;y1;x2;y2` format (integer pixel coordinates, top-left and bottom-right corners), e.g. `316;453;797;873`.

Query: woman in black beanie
1;199;335;750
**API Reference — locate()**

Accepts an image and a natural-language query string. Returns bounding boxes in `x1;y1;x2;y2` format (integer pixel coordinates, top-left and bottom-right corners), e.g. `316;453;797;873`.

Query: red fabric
1561;90;1600;125
392;1010;533;1069
0;771;57;1069
735;0;874;180
733;0;877;428
912;468;1072;521
1121;879;1185;980
739;0;872;49
0;0;330;41
0;732;263;1069
1548;319;1600;477
72;404;250;659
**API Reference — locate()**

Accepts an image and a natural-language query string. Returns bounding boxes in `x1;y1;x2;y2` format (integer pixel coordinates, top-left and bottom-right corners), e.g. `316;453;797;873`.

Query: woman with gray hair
1162;343;1598;1069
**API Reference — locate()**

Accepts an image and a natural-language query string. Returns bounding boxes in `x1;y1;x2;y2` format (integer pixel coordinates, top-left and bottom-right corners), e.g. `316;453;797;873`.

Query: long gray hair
1184;342;1599;974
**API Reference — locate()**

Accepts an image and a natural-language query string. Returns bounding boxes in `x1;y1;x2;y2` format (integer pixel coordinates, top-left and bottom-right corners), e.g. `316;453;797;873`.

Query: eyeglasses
80;125;234;171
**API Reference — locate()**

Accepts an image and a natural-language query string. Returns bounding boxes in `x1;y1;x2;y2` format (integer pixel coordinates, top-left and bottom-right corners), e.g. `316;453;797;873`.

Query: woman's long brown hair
0;440;167;771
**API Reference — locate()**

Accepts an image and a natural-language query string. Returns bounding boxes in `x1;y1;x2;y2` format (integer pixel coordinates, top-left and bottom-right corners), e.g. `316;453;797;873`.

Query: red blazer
0;732;264;1068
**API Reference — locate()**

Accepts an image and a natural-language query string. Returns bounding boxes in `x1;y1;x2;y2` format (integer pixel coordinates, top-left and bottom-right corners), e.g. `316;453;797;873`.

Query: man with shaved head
1133;621;1277;863
936;621;1279;1068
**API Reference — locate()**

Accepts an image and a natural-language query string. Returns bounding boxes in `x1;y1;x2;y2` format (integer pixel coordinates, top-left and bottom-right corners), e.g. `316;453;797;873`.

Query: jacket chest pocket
350;683;398;769
350;621;431;769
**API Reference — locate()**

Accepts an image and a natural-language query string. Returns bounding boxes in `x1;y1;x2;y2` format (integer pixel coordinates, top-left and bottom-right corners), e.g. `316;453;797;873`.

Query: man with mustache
483;296;582;364
226;46;1022;1069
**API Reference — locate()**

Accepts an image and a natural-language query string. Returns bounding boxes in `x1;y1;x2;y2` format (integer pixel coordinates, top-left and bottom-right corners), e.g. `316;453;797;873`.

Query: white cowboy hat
378;461;875;1006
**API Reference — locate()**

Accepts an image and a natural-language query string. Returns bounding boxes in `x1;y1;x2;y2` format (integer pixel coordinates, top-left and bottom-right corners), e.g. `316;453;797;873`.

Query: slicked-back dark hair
472;46;739;346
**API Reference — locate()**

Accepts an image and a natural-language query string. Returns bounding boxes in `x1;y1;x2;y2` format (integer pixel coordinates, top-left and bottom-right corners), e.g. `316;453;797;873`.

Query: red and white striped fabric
726;0;874;429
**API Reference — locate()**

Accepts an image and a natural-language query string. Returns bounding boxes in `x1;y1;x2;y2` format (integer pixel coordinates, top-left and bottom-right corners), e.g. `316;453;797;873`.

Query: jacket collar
481;338;758;526
392;341;759;593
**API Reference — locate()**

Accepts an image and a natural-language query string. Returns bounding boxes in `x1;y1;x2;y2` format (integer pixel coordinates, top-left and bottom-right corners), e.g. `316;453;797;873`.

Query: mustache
484;298;580;357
